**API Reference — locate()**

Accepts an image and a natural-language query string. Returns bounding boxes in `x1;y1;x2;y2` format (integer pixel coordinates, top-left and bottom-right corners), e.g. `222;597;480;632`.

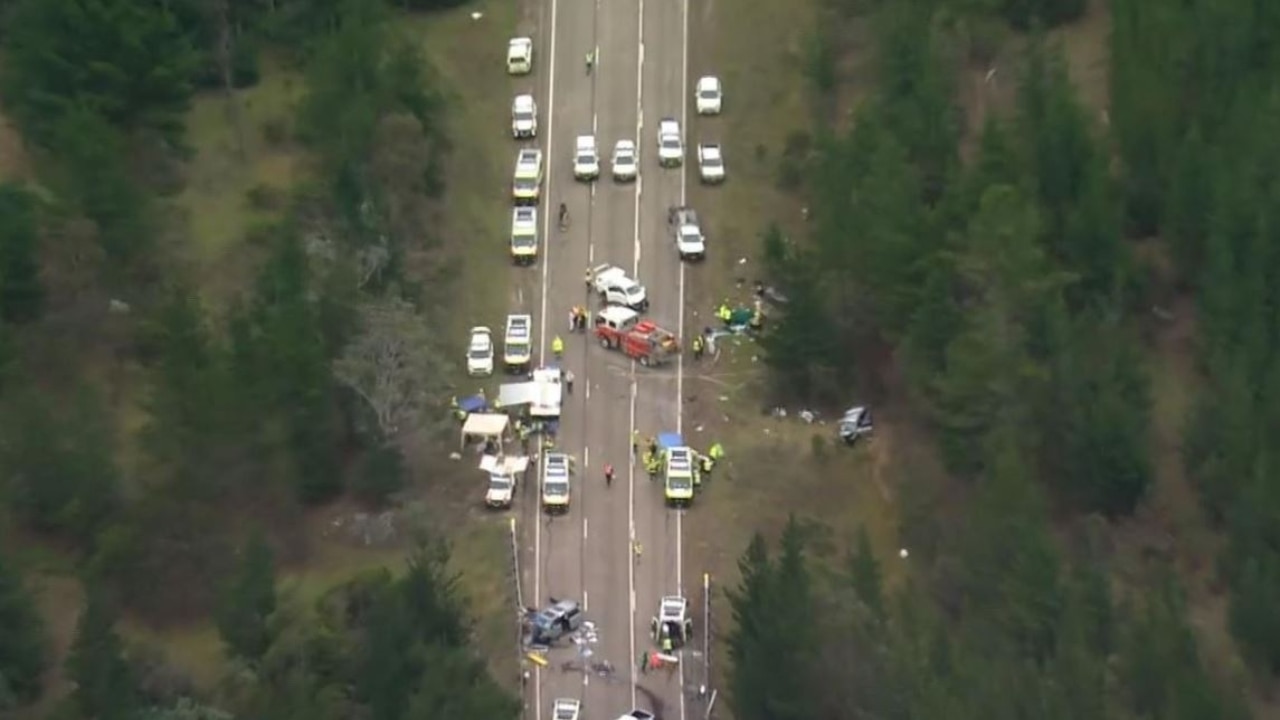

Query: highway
511;0;692;712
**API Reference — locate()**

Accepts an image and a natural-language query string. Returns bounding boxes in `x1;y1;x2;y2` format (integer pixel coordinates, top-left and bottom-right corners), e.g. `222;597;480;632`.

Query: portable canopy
499;382;540;407
461;412;509;449
530;367;563;418
658;433;683;451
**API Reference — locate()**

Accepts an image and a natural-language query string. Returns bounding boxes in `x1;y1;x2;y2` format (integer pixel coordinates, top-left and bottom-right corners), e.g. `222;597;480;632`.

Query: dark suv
525;599;583;645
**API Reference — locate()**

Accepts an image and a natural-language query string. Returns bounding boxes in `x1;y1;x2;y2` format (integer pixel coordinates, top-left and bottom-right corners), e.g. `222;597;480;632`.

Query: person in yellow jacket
552;335;564;358
708;442;725;461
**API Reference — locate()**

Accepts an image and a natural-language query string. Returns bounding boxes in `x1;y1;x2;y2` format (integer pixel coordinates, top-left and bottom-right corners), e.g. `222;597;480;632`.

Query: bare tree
213;0;247;159
332;296;445;439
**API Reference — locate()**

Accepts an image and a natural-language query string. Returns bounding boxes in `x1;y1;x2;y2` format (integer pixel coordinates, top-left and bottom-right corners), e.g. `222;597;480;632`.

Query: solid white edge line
628;377;640;712
628;0;646;711
533;0;561;714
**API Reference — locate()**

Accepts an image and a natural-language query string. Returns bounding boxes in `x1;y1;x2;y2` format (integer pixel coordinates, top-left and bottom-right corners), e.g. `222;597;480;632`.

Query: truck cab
504;314;533;373
663;446;696;505
592;264;649;310
594;305;641;345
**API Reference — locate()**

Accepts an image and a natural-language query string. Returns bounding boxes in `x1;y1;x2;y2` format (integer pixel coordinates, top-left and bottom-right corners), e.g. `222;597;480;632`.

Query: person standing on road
564;369;575;394
604;463;614;487
552;335;564;358
584;266;594;289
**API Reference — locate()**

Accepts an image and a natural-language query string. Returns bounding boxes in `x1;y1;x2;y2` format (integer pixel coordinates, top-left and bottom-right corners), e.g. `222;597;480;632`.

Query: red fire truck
593;306;680;366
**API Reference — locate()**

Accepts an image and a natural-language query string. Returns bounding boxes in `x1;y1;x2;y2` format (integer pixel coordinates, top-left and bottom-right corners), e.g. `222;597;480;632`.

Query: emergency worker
709;442;725;461
552;335;564;358
691;335;704;359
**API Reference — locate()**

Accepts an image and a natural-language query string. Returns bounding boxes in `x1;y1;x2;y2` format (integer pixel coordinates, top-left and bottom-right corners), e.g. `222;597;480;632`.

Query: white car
612;139;638;181
542;452;571;513
511;94;537;138
507;38;533;75
466;326;494;376
510;206;538;264
573;135;600;180
657;118;683;167
695;76;723;115
697;143;725;183
513;148;544;203
591;264;649;310
552;698;582;720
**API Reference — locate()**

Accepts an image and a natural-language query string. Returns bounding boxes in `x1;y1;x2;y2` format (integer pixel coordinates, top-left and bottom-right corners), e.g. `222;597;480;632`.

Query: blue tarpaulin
458;394;488;413
658;433;683;450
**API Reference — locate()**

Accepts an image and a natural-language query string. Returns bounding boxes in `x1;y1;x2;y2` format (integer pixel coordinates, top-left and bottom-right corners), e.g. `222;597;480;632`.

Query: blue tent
658;433;683;450
458;394;488;414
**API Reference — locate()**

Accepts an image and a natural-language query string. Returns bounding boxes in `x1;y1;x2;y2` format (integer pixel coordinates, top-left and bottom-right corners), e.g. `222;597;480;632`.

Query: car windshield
489;475;512;490
700;87;717;97
515;178;535;189
515;110;534;121
617;150;634;161
513;234;536;247
704;155;721;166
577;152;595;163
469;346;489;359
662;136;679;147
681;227;700;240
508;341;529;355
624;285;643;298
546;480;568;495
670;476;693;490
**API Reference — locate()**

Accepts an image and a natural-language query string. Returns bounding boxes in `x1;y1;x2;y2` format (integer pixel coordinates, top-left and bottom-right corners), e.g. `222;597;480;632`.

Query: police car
663;446;695;506
542;452;571;513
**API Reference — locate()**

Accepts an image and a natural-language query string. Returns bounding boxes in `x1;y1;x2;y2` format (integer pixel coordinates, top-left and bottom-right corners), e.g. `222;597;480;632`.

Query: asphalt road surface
511;0;692;713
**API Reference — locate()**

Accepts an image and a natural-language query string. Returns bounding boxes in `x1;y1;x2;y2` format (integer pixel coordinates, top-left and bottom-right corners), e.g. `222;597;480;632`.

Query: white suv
573;135;600;180
612;139;638;181
671;206;706;261
507;38;533;75
542;453;571;513
697;143;725;183
511;94;537;138
657;118;683;167
695;76;722;115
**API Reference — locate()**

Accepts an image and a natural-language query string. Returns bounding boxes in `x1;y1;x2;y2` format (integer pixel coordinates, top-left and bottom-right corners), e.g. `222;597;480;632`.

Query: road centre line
675;0;690;714
628;0;645;710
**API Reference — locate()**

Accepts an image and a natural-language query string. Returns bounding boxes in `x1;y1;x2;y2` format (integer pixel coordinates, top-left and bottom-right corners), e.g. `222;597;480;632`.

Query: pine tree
0;183;43;323
0;553;46;706
67;582;137;720
217;530;278;662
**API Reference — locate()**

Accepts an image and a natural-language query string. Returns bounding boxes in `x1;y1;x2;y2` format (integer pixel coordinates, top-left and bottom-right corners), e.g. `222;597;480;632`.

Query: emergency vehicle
652;595;694;648
512;148;543;204
593;306;679;367
663;447;696;506
504;314;533;373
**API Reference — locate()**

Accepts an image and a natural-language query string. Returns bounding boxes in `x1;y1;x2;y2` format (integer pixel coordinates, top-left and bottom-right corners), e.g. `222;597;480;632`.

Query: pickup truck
591;264;649;310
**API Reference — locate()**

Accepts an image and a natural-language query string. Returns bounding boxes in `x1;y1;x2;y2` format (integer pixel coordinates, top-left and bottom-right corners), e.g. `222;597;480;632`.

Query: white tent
461;412;509;450
479;454;530;475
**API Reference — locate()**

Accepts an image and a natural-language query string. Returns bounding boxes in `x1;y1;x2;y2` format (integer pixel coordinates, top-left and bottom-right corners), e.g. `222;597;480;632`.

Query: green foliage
216;530;277;662
0;552;46;707
67;582;137;720
0;184;44;323
47;107;151;265
2;385;121;546
354;445;407;506
1002;0;1085;30
2;0;200;146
